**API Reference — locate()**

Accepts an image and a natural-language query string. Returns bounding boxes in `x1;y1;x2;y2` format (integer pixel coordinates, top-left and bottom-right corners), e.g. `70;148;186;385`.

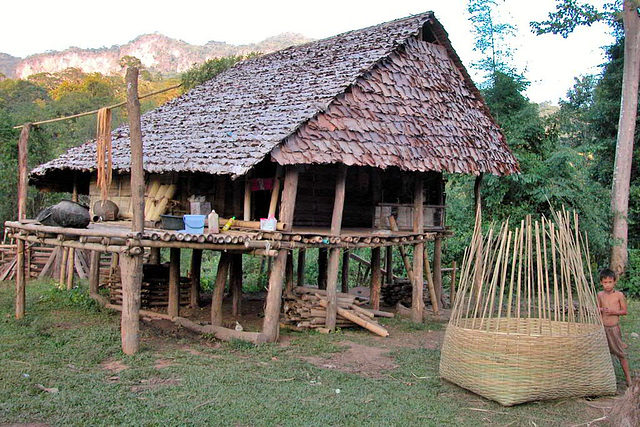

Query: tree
532;0;640;276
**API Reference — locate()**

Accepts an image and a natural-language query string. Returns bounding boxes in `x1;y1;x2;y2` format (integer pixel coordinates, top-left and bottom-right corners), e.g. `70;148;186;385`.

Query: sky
1;0;615;104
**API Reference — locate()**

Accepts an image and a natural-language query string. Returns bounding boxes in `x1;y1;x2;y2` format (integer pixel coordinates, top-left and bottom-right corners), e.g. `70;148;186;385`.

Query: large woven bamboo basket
439;210;616;406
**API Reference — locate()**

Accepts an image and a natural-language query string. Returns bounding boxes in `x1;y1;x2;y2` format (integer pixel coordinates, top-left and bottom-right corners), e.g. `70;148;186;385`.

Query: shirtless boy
597;268;632;386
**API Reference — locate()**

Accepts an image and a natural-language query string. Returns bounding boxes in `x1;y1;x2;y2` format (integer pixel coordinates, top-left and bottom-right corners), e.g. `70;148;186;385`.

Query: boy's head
600;268;617;292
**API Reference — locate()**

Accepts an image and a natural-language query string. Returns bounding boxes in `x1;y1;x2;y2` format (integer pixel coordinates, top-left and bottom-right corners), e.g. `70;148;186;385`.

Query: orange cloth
604;325;627;358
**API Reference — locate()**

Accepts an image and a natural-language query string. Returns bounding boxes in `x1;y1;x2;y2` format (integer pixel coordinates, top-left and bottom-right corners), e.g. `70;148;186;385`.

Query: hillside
2;32;313;79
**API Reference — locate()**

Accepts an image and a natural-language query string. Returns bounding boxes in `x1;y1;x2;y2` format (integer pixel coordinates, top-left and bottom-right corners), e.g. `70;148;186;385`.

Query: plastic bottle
222;216;235;232
208;210;219;234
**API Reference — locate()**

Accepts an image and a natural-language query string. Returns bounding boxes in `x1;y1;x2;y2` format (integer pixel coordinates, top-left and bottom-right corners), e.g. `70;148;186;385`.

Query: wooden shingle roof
31;11;518;187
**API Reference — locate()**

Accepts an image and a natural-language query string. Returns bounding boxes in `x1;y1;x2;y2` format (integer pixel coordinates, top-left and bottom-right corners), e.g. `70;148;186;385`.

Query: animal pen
7;12;519;353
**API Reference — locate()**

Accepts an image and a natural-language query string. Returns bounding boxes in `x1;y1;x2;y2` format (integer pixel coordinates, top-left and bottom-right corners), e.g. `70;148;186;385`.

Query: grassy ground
1;280;638;426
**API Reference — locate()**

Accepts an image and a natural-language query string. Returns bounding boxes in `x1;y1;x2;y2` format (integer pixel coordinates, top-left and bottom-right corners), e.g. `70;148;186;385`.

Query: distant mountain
2;33;314;79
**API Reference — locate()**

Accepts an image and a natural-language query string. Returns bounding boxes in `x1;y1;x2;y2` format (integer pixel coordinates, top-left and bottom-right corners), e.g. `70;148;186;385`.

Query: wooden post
434;235;443;307
59;247;69;287
189;249;202;308
385;246;393;285
370;247;382;311
211;252;232;326
168;248;181;317
297;249;306;286
17;123;31;221
317;248;328;290
120;67;145;355
341;250;350;293
474;173;483;216
15;238;25;319
325;164;347;331
89;251;101;297
231;253;243;316
244;176;251;221
268;165;283;218
412;175;424;323
285;251;294;295
263;166;298;342
149;247;161;264
66;175;78;290
424;250;439;315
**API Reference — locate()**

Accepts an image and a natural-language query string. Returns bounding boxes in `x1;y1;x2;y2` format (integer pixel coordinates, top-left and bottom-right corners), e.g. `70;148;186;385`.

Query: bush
618;249;640;298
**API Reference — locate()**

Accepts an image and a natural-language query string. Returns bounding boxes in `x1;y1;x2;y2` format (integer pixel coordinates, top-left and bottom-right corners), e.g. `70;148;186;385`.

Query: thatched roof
31;11;518;189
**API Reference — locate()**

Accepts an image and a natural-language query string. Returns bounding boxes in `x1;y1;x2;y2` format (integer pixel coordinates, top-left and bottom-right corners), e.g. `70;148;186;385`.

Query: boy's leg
620;356;632;386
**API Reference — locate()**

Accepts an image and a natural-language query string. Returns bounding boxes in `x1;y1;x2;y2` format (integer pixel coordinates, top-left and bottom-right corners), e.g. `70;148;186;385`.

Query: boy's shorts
604;325;627;358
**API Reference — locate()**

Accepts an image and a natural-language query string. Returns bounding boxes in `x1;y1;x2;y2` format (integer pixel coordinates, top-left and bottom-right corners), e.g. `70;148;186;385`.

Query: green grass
1;280;638;426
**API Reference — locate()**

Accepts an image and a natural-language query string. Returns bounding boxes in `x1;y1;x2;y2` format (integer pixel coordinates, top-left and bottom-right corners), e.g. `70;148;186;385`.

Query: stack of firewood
282;286;392;337
382;278;433;306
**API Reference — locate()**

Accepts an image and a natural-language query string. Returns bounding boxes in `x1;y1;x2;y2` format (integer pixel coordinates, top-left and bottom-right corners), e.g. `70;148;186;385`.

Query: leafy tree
180;53;261;91
532;0;639;275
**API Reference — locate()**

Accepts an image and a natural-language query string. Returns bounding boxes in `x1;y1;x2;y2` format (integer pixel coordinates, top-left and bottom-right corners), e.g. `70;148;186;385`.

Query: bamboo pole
450;261;457;307
388;215;414;284
433;235;443;306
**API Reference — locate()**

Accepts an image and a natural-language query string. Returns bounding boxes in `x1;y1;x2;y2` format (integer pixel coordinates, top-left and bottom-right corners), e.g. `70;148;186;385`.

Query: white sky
1;0;614;104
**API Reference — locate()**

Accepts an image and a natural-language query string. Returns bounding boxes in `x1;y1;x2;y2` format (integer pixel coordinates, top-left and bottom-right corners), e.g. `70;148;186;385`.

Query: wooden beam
433;235;443;307
268;165;283;218
121;67;145;355
412;175;424;323
231;253;243;316
263;166;298;342
341;250;350;294
189;249;203;308
317;248;328;290
370;247;382;311
211;252;232;326
243;176;251;221
148;247;161;264
325;164;347;331
17;123;31;221
297;248;306;286
168;248;180;317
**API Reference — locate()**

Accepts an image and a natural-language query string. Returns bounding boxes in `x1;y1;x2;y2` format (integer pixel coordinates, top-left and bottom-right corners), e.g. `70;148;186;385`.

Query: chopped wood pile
382;278;433;306
282;286;393;337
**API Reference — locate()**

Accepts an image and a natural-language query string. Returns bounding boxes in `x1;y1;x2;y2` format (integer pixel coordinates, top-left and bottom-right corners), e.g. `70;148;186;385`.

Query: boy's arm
597;292;604;313
617;292;628;316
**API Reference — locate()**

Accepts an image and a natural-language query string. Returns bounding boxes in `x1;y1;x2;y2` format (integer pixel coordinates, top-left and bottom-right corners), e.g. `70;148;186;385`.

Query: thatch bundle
440;209;616;406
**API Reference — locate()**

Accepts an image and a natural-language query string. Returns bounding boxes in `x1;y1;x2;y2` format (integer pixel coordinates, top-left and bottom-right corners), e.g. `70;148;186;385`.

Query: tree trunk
611;0;640;276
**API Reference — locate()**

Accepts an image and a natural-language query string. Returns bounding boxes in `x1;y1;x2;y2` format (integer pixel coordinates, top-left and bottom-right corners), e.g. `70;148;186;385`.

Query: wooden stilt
424;249;439;315
149;247;161;264
385;246;393;285
66;175;78;290
211;252;232;326
189;249;202;308
121;67;145;355
297;249;306;286
285;251;294;295
318;248;328;290
168;248;180;317
389;216;414;284
370;247;382;310
434;236;443;307
59;247;69;288
15;239;25;319
412;175;424;323
263;166;298;342
231;253;243;316
89;250;101;297
325;164;347;331
341;250;350;293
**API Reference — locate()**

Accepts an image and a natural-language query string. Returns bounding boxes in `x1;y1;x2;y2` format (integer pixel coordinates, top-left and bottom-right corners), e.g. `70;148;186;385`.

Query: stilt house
10;11;518;346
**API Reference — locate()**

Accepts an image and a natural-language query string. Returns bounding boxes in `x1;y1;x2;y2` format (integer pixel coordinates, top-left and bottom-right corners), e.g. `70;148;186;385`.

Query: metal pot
93;200;119;221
